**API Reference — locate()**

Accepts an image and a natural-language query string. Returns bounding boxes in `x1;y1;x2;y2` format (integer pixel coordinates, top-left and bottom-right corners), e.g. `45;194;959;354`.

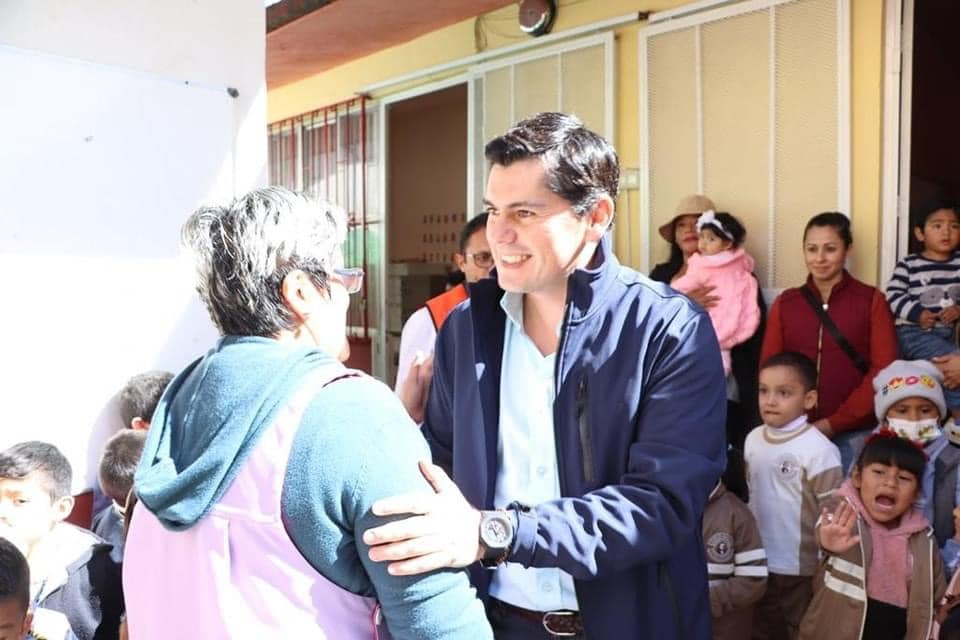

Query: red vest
425;283;468;331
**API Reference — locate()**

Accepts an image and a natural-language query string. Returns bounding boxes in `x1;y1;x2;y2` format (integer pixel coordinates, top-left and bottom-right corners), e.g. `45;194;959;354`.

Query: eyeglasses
466;251;494;268
330;267;364;294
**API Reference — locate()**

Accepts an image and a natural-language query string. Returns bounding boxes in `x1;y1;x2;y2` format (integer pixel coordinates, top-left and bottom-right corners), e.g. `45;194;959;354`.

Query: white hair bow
696;209;733;240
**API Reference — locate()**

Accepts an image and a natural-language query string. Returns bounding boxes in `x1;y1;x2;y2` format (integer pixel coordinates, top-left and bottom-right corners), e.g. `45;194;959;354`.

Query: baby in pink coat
672;210;760;375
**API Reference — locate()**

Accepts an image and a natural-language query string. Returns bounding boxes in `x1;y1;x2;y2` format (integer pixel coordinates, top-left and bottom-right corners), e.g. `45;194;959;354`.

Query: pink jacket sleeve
704;262;760;351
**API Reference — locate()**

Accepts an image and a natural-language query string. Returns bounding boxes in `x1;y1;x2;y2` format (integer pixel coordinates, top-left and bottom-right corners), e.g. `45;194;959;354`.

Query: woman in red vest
760;212;898;470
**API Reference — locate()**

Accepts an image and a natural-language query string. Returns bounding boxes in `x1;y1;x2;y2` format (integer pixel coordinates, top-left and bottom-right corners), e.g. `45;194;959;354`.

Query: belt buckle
542;610;580;637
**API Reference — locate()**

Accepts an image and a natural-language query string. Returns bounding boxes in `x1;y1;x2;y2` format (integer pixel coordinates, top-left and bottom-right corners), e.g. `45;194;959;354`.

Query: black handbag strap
800;287;870;375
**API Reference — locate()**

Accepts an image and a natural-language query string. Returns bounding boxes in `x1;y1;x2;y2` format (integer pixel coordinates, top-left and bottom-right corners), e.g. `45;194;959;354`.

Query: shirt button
542;583;553;592
536;466;547;477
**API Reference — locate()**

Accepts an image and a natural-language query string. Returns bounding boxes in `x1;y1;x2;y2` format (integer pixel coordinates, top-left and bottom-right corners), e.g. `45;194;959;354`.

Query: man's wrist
478;508;516;568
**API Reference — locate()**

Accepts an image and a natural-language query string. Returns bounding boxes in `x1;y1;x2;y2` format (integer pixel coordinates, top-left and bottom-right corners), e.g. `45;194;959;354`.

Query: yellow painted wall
269;0;887;285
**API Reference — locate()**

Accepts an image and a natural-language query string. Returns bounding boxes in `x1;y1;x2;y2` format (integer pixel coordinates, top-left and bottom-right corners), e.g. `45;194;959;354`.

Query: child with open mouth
800;430;944;639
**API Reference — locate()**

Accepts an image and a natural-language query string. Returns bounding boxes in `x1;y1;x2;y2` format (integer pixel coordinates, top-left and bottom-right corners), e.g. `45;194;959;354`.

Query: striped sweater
885;252;960;325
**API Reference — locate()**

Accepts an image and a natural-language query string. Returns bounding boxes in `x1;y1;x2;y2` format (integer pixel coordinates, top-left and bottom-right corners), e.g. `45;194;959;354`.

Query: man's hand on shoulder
363;461;482;576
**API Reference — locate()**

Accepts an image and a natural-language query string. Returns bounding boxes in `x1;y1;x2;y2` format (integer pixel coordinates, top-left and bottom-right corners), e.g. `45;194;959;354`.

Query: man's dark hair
484;112;620;216
0;537;30;615
760;351;818;392
0;441;72;500
856;431;926;481
99;430;147;505
803;212;853;248
119;370;174;427
459;213;489;254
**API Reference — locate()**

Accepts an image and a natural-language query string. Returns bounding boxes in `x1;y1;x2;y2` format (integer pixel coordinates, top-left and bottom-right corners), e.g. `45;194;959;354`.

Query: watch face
481;514;511;547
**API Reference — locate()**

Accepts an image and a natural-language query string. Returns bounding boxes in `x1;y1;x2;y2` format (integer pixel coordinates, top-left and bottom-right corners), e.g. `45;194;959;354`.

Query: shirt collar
499;292;563;338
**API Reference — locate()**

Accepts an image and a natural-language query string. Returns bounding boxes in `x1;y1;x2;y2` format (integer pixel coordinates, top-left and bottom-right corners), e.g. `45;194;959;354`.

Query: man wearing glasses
395;213;492;419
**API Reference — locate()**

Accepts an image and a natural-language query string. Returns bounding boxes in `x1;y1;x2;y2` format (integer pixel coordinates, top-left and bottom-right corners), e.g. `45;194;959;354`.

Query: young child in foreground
799;431;945;640
0;442;122;640
745;351;843;639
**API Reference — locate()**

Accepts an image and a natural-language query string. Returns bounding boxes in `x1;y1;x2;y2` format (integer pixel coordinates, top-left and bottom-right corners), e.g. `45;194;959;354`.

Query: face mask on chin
886;417;943;445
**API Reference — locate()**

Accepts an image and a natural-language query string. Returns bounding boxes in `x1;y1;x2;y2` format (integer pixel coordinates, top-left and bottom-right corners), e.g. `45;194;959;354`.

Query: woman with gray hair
122;187;491;639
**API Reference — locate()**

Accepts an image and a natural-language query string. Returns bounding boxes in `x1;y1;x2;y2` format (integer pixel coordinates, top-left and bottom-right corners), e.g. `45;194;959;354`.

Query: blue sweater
136;337;491;640
423;235;727;639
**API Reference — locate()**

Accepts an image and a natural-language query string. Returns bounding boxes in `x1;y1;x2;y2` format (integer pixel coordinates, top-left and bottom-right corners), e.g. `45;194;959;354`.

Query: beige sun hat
658;194;717;242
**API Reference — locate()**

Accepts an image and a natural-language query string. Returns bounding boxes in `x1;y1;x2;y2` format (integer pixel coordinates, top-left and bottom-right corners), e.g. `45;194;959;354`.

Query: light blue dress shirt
488;292;579;612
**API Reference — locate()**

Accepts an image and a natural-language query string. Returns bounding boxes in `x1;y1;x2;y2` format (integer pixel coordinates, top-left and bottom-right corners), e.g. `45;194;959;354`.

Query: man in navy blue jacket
364;112;727;638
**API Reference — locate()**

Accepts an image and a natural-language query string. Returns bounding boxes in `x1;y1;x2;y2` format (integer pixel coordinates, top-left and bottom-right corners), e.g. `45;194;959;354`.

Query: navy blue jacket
423;236;727;638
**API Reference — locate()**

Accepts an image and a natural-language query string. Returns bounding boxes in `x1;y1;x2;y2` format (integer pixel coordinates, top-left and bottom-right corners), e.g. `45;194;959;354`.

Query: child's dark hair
760;351;818;391
119;370;174;427
0;441;72;500
99;430;147;505
0;536;30;615
911;197;958;231
855;430;926;481
804;212;853;247
699;212;746;248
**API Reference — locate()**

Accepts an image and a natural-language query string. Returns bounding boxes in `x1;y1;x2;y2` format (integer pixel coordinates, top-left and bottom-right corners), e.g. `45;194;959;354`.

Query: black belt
490;597;584;637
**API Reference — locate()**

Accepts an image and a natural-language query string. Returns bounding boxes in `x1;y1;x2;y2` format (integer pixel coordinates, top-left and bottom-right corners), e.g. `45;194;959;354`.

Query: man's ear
280;269;324;322
585;196;614;241
130;417;149;431
453;252;467;272
21;610;33;637
53;495;75;523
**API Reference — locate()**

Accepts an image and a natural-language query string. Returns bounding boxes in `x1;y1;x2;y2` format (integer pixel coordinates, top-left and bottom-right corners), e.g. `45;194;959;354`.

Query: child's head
912;199;959;257
119;370;174;431
758;352;818;428
851;431;925;527
696;210;746;255
0;537;31;639
873;359;947;445
0;442;73;554
98;430;147;508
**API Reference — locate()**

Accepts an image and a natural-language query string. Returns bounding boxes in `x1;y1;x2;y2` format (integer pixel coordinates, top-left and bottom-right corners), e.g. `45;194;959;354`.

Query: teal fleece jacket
135;336;491;640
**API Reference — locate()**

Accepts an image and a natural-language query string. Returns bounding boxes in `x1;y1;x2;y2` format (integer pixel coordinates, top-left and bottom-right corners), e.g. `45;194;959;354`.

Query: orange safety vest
424;283;469;331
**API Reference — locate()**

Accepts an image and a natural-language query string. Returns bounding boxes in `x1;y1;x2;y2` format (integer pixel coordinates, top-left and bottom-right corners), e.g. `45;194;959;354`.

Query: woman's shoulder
838;273;883;300
649;261;678;284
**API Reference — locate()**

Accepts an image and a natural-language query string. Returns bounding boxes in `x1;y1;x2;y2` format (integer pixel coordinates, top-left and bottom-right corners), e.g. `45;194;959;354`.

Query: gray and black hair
181;187;347;337
119;370;174;426
484;112;620;216
0;441;72;500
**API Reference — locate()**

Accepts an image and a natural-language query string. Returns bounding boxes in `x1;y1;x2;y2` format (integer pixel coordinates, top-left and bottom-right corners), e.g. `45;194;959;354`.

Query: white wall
0;1;266;492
